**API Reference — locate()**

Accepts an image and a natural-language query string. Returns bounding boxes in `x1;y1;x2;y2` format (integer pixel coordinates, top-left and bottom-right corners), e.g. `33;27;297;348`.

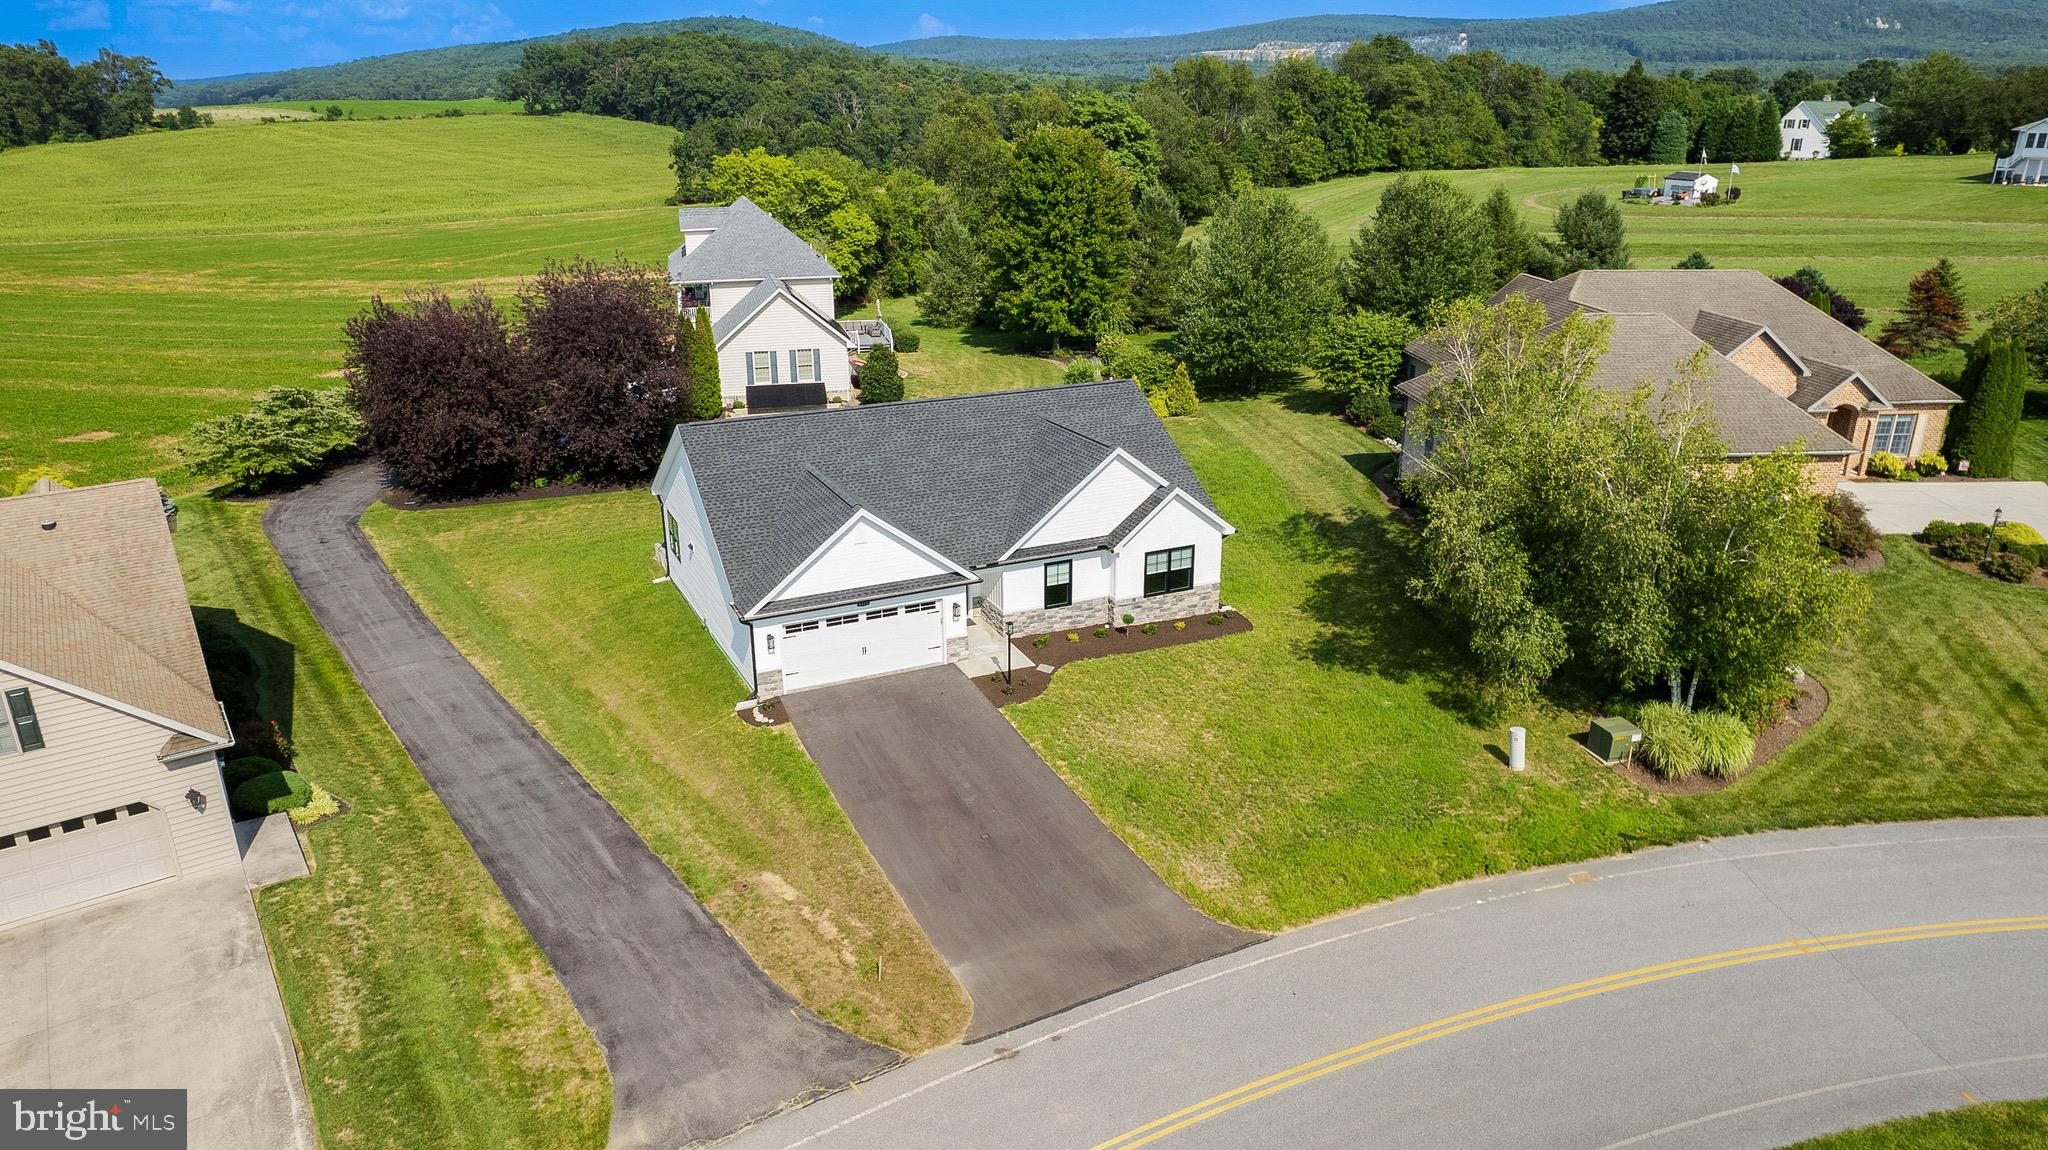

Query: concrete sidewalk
1842;478;2048;534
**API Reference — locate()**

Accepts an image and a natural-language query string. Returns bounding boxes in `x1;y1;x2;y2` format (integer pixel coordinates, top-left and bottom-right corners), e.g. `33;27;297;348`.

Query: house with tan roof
0;477;239;927
1398;270;1963;493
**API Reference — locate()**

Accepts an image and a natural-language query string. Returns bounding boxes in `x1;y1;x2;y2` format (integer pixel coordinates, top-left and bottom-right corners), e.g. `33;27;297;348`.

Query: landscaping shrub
223;756;282;792
182;387;362;493
1996;521;2046;548
1062;358;1101;385
1911;451;1947;477
1121;613;1135;626
1926;520;1991;561
1692;711;1756;779
1208;614;1224;625
1066;632;1080;643
1864;451;1904;479
1173;620;1186;630
290;783;341;825
858;347;903;402
1093;626;1108;638
1982;552;2035;583
893;329;921;353
1819;493;1880;558
231;770;312;818
1142;622;1157;635
1638;702;1704;779
1032;635;1049;648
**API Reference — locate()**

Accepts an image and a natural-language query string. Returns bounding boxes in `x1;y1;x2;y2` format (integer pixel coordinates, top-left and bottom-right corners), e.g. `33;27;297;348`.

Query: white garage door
781;601;945;691
0;807;178;927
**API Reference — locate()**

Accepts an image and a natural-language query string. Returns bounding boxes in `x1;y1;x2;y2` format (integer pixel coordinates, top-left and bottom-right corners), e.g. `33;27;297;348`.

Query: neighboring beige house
1399;270;1963;493
0;478;238;928
1993;117;2048;185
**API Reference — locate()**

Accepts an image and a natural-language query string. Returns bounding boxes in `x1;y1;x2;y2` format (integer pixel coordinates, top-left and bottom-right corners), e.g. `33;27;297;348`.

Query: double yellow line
1089;916;2048;1150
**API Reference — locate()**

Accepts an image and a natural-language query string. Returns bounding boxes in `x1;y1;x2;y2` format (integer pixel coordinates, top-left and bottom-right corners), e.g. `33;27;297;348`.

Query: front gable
1011;450;1166;557
717;288;847;351
1807;373;1889;413
756;511;968;615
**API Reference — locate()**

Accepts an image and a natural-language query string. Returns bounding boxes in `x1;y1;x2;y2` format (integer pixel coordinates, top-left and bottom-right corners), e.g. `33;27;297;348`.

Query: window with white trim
1872;413;1918;456
793;347;818;382
665;512;682;553
1143;547;1194;597
750;352;774;386
1790;137;1804;152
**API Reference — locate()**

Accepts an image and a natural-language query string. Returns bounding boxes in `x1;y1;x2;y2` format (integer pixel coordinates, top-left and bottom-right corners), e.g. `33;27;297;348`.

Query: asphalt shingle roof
665;380;1214;616
668;196;840;285
0;479;229;749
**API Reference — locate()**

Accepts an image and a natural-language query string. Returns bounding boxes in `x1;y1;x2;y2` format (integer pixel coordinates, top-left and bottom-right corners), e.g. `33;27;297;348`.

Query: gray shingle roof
668;196;839;285
664;380;1215;616
709;277;845;347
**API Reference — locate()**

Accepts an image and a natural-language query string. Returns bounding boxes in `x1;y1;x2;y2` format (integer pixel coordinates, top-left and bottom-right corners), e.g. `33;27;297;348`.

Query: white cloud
912;12;954;38
354;0;412;20
36;0;111;31
807;15;826;25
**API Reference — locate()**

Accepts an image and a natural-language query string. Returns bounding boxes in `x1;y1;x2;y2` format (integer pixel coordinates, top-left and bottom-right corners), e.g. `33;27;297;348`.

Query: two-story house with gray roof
650;380;1234;697
668;195;858;411
1398;270;1962;492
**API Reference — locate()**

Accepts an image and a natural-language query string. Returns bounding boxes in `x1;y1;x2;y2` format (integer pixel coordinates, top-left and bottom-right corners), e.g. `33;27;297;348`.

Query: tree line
0;42;210;149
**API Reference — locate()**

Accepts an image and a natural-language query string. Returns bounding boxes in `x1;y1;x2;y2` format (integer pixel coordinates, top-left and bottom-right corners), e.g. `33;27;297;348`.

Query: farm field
196;98;526;121
0;111;680;489
1282;155;2048;323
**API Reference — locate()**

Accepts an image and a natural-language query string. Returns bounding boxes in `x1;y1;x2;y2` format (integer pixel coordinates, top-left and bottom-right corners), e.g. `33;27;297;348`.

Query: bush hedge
223;756;282;792
1864;451;1905;479
893;329;921;353
1639;702;1756;780
231;770;312;818
1819;493;1880;558
1982;552;2036;583
1911;451;1947;477
857;347;903;403
1923;520;1991;561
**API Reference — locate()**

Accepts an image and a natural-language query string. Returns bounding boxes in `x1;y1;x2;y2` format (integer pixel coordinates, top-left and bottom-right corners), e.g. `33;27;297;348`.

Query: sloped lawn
1009;393;2048;931
1782;1098;2048;1149
362;496;971;1053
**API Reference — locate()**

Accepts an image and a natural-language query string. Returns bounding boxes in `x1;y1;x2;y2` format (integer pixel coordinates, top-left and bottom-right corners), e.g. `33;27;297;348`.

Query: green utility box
1587;716;1643;764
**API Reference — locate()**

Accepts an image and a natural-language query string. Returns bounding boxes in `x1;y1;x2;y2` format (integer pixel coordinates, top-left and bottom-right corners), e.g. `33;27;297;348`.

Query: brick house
1398;270;1962;493
650;380;1233;697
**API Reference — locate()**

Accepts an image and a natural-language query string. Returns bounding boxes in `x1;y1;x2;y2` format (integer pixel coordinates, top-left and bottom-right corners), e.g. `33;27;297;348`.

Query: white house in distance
1780;98;1886;159
650;380;1234;698
1;478;239;927
668;195;857;411
1993;117;2048;185
1662;170;1719;200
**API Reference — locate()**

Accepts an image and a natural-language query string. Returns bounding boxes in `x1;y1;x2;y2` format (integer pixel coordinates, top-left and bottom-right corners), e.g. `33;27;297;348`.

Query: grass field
0;112;680;489
1784;1098;2048;1148
197;98;525;121
175;498;609;1150
1009;393;2048;929
360;496;971;1053
1282;155;2048;323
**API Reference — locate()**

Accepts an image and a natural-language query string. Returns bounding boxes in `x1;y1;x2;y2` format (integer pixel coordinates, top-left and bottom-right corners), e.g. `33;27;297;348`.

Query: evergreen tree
1601;61;1663;163
917;213;985;327
858;346;904;402
1130;183;1192;330
672;305;698;425
1479;185;1538;290
1542;190;1630;273
687;307;721;420
1176;187;1338;387
1676;251;1713;269
1879;259;1969;356
1648;109;1692;164
1162;362;1200;417
1340;175;1489;321
983;126;1135;348
1949;335;2025;477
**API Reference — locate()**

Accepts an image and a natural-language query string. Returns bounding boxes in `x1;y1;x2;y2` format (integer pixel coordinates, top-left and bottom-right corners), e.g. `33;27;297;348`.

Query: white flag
1731;162;1742;176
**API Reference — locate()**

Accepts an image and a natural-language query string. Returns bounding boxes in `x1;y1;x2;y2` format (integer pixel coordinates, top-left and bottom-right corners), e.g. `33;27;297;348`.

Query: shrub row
229;761;313;819
1638;702;1756;780
1923;520;2048;575
1864;451;1947;480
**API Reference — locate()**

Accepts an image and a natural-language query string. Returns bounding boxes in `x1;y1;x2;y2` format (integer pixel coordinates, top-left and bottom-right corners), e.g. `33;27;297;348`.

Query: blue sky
8;1;1649;80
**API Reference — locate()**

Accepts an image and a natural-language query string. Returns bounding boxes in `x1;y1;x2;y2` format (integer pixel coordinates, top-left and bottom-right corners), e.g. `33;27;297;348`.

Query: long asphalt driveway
720;819;2048;1150
265;462;889;1149
784;666;1252;1040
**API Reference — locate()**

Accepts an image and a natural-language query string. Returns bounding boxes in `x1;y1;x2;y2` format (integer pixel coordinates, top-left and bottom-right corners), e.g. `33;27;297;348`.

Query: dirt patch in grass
973;611;1255;709
1601;677;1830;796
55;429;118;442
1839;549;1886;574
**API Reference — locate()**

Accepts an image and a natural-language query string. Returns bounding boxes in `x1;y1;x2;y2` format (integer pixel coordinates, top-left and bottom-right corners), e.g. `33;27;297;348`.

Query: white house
1780;99;1886;159
668;196;858;411
1662;170;1719;200
650;380;1234;697
1;478;240;928
1993;117;2048;185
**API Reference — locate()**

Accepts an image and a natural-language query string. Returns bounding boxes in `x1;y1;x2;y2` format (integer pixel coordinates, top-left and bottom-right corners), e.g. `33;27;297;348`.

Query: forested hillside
165;17;843;103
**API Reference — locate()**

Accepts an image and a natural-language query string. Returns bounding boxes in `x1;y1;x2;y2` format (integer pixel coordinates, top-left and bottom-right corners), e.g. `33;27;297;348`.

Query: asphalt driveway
785;666;1253;1040
1842;478;2048;534
265;463;889;1148
0;869;315;1150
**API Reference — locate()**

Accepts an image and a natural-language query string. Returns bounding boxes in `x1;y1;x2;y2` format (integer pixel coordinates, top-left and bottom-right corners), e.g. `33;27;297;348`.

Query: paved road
785;667;1252;1040
1842;478;2048;534
266;463;890;1149
719;819;2048;1150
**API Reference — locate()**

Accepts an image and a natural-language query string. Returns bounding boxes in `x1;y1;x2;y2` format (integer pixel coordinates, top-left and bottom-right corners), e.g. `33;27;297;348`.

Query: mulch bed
380;477;643;511
738;699;791;728
1838;549;1886;574
1597;676;1830;796
971;610;1255;709
1924;545;2048;590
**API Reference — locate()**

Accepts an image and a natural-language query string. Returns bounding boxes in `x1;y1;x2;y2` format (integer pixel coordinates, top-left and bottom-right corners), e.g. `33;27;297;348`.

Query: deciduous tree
519;257;679;478
1175;188;1338;387
917;212;986;327
983;126;1135;348
1339;175;1489;322
1542;189;1630;274
183;388;362;492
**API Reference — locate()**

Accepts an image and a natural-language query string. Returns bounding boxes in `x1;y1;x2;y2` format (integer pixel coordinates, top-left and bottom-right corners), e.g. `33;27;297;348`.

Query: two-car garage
776;599;947;692
0;804;179;928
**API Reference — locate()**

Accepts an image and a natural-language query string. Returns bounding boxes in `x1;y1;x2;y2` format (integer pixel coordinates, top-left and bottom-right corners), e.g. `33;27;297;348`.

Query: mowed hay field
1285;155;2048;322
0;111;681;489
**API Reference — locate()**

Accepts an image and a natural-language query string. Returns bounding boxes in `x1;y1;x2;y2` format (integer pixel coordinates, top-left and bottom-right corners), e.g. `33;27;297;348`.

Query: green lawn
360;496;972;1053
1009;392;2048;930
0;112;681;489
1783;1099;2048;1148
1280;155;2047;324
197;98;526;121
2019;384;2048;484
859;296;1068;398
174;498;609;1150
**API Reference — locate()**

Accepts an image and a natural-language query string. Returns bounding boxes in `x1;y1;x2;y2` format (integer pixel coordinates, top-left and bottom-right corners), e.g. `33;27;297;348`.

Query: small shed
1662;171;1719;200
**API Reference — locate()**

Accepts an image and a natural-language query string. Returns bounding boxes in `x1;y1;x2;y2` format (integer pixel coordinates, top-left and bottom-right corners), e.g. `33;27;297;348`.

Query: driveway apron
785;665;1254;1040
1842;479;2048;535
264;462;890;1149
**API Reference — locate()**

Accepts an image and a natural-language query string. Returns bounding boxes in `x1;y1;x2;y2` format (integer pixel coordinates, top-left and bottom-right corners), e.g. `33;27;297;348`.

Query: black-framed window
1143;546;1194;597
1043;560;1072;608
4;688;44;754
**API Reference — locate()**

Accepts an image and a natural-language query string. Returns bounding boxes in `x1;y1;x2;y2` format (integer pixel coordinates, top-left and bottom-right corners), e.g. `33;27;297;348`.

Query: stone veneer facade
987;584;1223;637
756;667;784;700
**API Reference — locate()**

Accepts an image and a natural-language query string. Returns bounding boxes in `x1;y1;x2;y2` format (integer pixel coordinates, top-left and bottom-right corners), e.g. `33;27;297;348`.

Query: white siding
680;227;717;256
656;452;754;685
1019;454;1158;551
1112;494;1226;601
777;516;952;603
982;554;1114;614
752;586;968;680
0;670;237;879
706;279;763;323
787;278;837;317
719;295;854;401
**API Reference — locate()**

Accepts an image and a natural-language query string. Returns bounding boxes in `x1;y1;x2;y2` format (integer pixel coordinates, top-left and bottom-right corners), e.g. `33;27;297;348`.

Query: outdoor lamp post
1989;508;2004;562
1004;620;1016;685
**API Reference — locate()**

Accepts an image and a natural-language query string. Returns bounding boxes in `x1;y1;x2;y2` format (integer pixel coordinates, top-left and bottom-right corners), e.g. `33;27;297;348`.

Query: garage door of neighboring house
0;805;178;927
781;601;945;691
